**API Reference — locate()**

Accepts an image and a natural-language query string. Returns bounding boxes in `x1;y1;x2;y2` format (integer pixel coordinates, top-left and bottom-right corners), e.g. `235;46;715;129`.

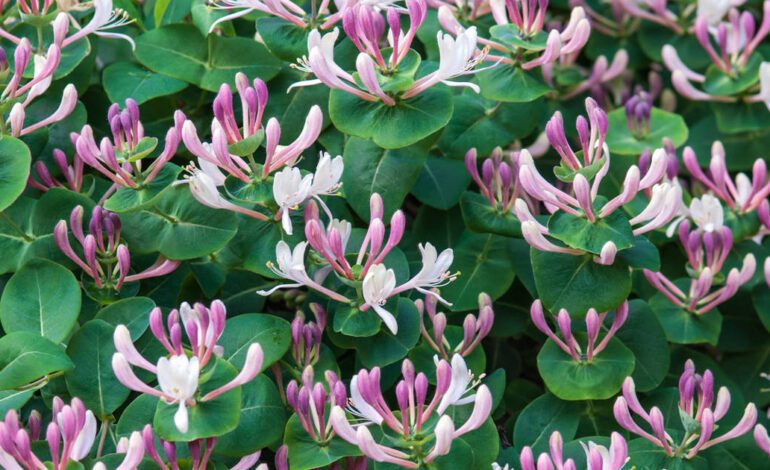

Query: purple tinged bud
402;359;415;386
276;445;289;470
333;382;347;407
312;383;326;415
433;312;447;346
434;360;452;397
549;431;564;466
46;422;60;464
520;447;536;470
415;373;428;406
585;309;600;358
297;387;311;416
286;380;299;410
462;315;476;349
370;193;384;221
27;411;41;441
395;381;409;413
556;310;573;343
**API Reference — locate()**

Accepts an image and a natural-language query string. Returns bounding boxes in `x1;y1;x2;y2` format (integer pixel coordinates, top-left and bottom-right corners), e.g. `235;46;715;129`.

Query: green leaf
0;259;81;343
637;23;710;68
120;186;238;260
440;232;516;312
332;303;383;338
0;389;33;415
605;107;689;155
615;300;670;391
648;291;723;345
153;357;242;441
134;24;281;92
411;155;470;210
218;314;291;372
628;438;709;469
703;54;763;96
616;235;661;271
548;210;635;254
215;375;287;456
329;87;452;149
537;333;635;400
341;136;429;220
0;332;73;389
437;95;544;158
477;65;551;103
710;101;770;134
256;17;310;62
95;297;155;341
459;191;521;237
65;320;130;417
489;25;549;51
0;135;31;212
531;250;631;316
103;62;188;105
284;413;362;470
103;164;182;213
513;393;582;454
332;298;421;367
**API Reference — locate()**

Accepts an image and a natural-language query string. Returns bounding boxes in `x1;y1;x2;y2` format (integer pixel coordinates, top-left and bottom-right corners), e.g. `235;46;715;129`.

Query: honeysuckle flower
343;0;427;70
331;358;493;467
362;263;399;333
75;100;183;190
287;366;348;442
614;360;758;458
756;424;770;456
436;354;481;414
516;99;679;258
291;28;386;102
644;219;755;314
55;205;180;291
181;165;270;221
112;300;265;433
624;87;653;138
290;303;326;368
689;194;724;232
258;240;353;302
698;0;744;25
581;432;629;470
664;2;770;102
135;424;219;470
530;299;629;362
260;194;457;329
0;398;101;470
273;166;313;234
497;431;578;470
27;147;84;192
157;354;200;433
466;147;538;214
683;142;770;215
617;0;684;34
418;290;494;359
402;27;490;98
440;2;590;80
59;0;136;49
106;431;145;470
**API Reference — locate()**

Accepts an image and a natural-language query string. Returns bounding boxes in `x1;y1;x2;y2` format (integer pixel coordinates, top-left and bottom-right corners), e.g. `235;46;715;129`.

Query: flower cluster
260;193;457;334
292;1;491;104
74;98;183;191
530;299;629;362
55;205;180;293
329;356;492;467
418;290;494;360
614;360;758;458
111;300;264;432
492;430;629;470
0;398;96;470
514;98;681;261
181;73;340;233
644;203;756;315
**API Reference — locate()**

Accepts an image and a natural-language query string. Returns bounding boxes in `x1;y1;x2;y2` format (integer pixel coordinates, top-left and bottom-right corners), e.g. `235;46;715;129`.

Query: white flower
435;27;481;88
690;194;724;232
347;375;384;425
311;152;344;195
27;54;54;103
157;354;200;433
260;241;312;291
362;264;398;334
697;0;741;25
735;172;753;209
68;410;97;461
436;354;477;414
396;243;456;302
273;166;313;234
758;62;770;111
